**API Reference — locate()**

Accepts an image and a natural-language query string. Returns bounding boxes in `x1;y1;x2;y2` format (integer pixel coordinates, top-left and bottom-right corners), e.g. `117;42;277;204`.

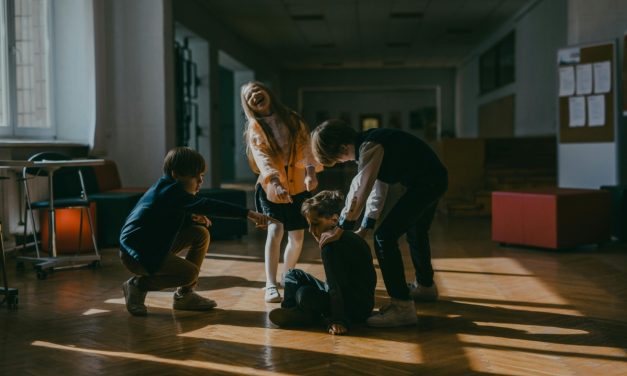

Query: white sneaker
264;285;282;303
408;281;439;302
366;299;417;327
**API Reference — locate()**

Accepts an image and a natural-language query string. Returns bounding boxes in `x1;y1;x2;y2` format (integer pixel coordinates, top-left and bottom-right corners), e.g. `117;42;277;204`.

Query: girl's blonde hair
241;81;308;173
311;119;357;167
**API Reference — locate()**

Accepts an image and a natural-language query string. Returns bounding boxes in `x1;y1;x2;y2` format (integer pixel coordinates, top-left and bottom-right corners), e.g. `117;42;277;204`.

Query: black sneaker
122;277;147;316
269;307;312;327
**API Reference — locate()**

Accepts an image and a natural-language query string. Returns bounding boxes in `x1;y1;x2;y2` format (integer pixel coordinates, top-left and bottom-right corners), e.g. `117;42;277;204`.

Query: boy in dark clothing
269;190;376;335
312;119;448;328
119;147;273;316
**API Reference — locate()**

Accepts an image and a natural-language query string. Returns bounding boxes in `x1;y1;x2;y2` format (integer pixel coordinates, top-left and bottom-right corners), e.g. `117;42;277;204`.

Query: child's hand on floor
328;323;347;335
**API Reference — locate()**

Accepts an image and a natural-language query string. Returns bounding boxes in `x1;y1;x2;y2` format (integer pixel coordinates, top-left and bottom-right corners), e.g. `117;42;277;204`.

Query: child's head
311;119;358;167
240;81;283;119
301;190;344;241
163;147;206;195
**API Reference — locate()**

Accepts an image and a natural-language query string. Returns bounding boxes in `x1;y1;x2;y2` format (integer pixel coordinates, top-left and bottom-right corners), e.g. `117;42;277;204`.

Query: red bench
492;188;611;249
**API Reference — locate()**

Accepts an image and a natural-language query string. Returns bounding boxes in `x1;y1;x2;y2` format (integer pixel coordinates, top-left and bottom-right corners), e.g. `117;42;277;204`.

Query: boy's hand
247;210;277;230
328;323;347;335
355;227;371;239
304;174;318;192
191;214;212;228
319;227;343;248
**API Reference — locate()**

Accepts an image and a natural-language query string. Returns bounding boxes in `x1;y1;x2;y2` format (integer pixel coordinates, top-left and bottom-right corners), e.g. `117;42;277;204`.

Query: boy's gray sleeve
361;179;389;229
339;142;384;230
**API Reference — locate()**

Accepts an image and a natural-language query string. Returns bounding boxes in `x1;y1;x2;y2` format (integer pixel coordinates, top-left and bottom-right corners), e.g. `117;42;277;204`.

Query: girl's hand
191;214;212;228
328;323;347;335
271;179;292;203
247;211;277;230
304;174;318;192
319;227;343;248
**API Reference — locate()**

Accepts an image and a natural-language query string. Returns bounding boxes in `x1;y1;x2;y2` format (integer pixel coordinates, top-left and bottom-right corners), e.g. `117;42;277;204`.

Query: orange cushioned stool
39;202;97;254
492;188;611;249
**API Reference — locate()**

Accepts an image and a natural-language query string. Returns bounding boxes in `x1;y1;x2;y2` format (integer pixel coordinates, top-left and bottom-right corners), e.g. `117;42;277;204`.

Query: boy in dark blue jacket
269;190;376;335
119;147;272;316
312;119;448;327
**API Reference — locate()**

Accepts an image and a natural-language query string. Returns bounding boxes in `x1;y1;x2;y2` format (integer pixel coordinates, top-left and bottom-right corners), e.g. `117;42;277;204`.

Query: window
0;0;53;138
479;32;515;94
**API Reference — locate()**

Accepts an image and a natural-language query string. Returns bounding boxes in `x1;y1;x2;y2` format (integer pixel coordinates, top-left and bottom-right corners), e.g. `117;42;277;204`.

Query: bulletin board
557;41;615;143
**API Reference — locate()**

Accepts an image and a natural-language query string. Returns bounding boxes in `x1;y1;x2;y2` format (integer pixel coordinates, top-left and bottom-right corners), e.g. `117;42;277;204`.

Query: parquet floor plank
1;217;626;375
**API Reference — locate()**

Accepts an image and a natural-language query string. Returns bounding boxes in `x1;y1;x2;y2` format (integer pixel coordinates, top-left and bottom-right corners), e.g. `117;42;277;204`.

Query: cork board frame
558;42;615;143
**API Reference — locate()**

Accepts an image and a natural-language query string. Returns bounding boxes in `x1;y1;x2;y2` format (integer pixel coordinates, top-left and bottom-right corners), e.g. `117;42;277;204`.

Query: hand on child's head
319;227;343;248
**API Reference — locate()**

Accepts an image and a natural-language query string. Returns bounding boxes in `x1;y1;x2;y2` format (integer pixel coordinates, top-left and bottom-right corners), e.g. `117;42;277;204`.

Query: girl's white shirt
261;114;290;166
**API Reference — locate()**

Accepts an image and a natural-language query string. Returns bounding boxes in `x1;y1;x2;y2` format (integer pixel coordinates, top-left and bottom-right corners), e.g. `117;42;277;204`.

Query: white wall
93;0;174;187
53;0;95;144
457;0;567;137
558;0;627;187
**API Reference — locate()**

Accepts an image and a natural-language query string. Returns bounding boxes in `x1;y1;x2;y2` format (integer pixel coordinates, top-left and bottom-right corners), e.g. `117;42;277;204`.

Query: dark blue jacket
120;175;248;274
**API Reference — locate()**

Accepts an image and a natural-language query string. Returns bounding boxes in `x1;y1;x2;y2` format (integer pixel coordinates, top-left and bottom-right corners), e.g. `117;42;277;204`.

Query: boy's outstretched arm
247;210;277;229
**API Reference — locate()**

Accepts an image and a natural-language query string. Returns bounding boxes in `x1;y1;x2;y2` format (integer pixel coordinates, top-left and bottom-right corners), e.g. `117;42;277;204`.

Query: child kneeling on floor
119;147;273;316
269;190;376;335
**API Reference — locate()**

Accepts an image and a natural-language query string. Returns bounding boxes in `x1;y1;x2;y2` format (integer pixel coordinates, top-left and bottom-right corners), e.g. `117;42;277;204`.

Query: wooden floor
1;216;627;375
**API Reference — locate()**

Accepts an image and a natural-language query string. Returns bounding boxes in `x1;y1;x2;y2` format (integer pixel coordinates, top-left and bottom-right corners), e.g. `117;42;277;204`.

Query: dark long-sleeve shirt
339;128;448;230
119;175;249;274
321;230;376;326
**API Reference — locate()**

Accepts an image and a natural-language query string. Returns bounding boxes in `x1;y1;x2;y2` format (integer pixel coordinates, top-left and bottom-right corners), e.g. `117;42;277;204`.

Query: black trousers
373;178;447;300
281;269;331;318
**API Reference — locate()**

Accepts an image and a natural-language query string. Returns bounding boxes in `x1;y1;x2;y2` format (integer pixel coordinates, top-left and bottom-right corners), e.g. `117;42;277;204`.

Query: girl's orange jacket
247;119;323;204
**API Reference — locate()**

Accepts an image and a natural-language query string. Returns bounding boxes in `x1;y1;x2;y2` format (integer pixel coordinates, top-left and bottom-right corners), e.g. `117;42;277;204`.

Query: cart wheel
36;269;47;280
16;262;25;272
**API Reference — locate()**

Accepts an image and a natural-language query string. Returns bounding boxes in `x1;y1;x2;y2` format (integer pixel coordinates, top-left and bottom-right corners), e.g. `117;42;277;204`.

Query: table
1;159;105;279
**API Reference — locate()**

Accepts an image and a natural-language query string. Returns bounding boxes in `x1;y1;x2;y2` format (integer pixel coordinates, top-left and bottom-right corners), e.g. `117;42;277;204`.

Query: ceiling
197;0;531;69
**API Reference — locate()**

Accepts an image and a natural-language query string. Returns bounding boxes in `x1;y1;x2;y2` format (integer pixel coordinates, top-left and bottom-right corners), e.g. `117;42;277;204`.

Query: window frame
0;0;55;139
479;31;516;95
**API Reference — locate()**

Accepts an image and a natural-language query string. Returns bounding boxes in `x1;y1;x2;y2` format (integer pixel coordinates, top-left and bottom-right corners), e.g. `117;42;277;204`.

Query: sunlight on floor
180;324;423;364
473;322;588;335
31;341;296;376
81;308;111;316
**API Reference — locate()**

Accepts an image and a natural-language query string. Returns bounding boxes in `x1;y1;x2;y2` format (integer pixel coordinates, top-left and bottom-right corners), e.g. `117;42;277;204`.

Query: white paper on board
568;96;586;127
593;61;611;94
576;64;593;95
559;66;575;96
587;95;605;127
558;47;580;64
